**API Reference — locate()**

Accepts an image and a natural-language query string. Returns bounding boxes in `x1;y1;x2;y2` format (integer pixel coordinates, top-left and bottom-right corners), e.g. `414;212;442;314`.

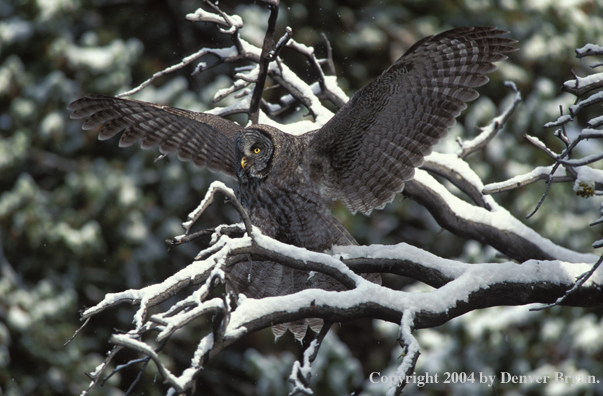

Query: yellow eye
254;147;261;154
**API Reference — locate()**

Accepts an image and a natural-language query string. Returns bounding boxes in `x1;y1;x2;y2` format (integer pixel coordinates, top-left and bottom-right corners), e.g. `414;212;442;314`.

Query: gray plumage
68;27;516;339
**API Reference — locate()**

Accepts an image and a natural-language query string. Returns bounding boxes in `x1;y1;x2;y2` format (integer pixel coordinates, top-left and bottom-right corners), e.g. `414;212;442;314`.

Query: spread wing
308;27;517;214
68;95;243;177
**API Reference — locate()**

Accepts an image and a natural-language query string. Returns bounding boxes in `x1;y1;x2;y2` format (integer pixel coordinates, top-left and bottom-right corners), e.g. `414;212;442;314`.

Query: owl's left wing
308;27;516;215
68;95;242;177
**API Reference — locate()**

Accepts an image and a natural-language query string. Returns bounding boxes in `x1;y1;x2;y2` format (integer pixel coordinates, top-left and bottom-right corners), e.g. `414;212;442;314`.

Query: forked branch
75;182;602;395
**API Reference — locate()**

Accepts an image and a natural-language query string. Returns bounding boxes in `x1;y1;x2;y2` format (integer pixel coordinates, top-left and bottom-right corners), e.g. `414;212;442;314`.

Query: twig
81;258;217;321
321;33;336;76
123;358;151;396
525;118;603;218
81;345;124;396
64;317;91;346
457;81;522;159
559;151;603;166
270;73;316;119
525;161;562;219
575;43;603;59
166;228;215;247
200;0;243;34
110;334;184;394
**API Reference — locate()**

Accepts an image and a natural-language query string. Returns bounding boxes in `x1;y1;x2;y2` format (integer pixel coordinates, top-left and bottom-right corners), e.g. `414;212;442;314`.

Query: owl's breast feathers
235;133;346;252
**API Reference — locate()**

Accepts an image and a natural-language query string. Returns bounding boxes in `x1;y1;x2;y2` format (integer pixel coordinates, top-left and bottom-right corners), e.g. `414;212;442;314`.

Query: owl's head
235;127;275;182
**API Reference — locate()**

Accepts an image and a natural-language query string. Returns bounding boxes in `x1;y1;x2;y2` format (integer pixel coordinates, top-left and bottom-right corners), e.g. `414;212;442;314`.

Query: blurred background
1;0;602;395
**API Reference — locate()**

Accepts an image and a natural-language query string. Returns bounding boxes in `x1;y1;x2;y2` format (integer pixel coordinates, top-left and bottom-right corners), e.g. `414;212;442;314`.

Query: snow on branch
117;0;343;134
482;165;573;194
484;43;603;223
576;43;603;61
405;170;597;264
561;71;603;96
75;179;602;396
72;3;603;395
185;4;243;34
456;81;522;159
390;311;421;396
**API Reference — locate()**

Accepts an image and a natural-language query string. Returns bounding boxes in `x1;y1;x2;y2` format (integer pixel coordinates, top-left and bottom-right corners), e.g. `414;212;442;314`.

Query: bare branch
117;48;218;97
64;316;90;346
271;26;293;61
249;2;279;124
222;258;601;337
321;33;336;76
524;162;562;219
80;257;217;321
118;1;257;99
79;216;602;395
544;114;573;128
166;225;244;248
270;73;317;119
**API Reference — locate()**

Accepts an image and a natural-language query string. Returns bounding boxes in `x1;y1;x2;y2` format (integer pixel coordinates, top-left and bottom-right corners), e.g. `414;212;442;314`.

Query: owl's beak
241;156;248;169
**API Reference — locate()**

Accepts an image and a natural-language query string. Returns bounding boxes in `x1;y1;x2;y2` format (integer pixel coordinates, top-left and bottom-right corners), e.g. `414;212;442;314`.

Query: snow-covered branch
76;181;602;395
72;3;603;396
117;0;344;133
456;81;522;159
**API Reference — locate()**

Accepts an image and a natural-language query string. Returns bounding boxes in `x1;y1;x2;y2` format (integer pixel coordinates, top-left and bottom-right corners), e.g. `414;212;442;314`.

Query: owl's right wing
68;95;242;177
308;27;517;215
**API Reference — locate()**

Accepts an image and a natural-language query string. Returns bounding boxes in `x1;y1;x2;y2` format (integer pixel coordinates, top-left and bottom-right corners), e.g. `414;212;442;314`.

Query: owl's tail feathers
228;260;380;341
271;318;324;340
228;260;325;340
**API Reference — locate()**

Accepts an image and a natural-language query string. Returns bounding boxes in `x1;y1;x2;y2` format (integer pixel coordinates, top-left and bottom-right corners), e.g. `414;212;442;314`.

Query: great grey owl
69;27;516;339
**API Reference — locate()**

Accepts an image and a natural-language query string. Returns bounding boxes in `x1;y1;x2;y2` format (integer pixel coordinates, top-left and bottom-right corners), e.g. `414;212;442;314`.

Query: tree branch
403;171;593;263
249;2;279;124
457;81;522;159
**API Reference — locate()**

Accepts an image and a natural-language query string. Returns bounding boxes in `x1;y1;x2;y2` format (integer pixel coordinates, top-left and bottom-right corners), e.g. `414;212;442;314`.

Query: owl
69;27;516;339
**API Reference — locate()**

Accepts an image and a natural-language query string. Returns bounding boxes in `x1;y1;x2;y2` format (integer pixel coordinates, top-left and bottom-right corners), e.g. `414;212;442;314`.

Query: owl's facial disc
235;129;274;181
